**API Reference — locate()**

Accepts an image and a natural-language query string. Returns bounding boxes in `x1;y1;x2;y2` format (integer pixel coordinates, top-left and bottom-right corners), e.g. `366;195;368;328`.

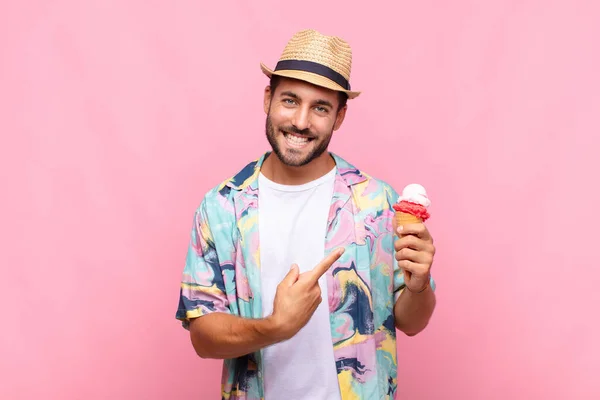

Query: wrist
263;314;290;342
406;281;430;294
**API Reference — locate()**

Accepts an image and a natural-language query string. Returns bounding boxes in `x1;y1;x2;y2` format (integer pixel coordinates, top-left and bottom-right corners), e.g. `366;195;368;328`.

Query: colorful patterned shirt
176;152;436;400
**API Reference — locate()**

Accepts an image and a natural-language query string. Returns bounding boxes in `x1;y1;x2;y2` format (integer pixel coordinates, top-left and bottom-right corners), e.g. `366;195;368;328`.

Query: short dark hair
269;75;348;112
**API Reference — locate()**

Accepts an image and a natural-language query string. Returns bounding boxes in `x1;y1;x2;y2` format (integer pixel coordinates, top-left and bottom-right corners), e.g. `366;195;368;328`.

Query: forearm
394;284;436;336
189;313;284;359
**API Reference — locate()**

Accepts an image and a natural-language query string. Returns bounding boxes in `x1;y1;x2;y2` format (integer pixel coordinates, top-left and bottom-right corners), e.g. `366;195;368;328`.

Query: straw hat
260;29;361;99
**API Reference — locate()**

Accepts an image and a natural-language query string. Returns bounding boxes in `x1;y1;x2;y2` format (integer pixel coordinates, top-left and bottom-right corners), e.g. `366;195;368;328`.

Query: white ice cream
397;183;431;208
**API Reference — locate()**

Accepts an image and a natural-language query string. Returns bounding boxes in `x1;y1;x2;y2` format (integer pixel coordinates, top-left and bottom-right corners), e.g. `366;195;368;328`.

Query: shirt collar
224;152;367;191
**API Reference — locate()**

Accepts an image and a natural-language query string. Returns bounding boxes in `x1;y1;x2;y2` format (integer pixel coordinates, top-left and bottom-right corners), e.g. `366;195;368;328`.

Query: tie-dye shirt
176;152;436;400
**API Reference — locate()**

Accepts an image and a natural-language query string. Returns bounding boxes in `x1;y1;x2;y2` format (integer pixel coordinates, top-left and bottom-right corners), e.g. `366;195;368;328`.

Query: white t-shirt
258;166;341;400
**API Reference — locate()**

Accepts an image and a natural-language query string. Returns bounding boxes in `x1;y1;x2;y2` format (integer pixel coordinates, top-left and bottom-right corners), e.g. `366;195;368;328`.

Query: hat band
274;59;351;90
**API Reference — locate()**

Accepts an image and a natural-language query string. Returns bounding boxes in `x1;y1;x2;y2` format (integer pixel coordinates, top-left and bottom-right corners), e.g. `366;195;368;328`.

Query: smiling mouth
281;130;314;148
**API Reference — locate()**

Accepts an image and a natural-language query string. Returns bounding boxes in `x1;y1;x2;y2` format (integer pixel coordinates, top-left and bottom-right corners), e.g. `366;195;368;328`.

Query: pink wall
1;1;599;399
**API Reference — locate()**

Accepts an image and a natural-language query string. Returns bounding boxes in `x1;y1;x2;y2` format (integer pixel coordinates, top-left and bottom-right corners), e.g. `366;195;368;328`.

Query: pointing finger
307;248;344;283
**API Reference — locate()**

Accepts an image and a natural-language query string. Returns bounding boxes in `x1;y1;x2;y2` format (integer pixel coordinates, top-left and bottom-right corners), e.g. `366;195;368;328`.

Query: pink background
1;1;599;399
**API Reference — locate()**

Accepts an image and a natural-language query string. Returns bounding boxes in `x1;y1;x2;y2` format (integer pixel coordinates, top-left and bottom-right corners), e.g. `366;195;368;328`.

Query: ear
264;86;272;114
333;105;347;131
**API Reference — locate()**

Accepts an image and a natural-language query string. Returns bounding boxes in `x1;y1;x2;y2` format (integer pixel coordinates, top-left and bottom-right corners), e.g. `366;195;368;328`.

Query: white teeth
284;133;309;144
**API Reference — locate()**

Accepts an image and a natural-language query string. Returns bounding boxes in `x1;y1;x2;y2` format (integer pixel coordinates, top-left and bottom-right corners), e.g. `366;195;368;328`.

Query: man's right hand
269;248;345;341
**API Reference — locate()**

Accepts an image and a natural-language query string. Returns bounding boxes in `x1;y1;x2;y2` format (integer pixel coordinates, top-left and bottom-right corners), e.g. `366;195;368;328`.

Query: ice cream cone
393;184;431;234
395;211;423;226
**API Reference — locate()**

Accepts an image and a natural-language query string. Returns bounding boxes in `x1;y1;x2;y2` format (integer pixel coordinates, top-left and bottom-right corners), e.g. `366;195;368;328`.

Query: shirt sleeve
386;185;437;303
176;199;231;330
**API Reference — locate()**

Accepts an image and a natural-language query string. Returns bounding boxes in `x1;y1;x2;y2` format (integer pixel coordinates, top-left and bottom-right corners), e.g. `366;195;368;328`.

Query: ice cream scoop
398;183;431;208
393;183;431;225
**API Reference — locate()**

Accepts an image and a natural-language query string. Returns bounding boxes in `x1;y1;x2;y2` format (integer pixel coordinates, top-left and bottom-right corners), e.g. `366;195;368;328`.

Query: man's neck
260;152;336;185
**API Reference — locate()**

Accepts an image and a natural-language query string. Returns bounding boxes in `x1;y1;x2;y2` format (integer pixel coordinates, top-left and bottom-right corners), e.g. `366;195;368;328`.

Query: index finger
397;223;432;241
307;248;345;283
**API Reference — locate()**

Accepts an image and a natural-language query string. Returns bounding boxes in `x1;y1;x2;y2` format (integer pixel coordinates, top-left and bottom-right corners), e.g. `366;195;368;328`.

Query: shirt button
258;371;262;378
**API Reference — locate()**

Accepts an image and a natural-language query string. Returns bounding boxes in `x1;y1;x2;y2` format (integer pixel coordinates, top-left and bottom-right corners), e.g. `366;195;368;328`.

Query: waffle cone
395;211;422;226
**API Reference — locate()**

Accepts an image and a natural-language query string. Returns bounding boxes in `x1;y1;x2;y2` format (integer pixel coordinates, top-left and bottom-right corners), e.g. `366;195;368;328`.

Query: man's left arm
393;223;437;336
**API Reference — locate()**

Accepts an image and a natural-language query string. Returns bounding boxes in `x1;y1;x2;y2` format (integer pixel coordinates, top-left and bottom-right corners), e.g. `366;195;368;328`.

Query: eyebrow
314;99;334;108
280;91;299;99
279;91;334;109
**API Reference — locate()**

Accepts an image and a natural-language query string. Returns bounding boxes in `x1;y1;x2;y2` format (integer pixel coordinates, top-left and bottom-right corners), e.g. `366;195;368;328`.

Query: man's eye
284;99;296;105
315;107;328;113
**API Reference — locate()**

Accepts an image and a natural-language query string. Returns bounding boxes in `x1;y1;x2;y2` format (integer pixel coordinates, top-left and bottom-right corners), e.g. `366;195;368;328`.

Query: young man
176;29;437;400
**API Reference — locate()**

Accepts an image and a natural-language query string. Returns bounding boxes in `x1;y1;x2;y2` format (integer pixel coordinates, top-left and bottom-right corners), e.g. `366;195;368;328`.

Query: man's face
264;77;347;167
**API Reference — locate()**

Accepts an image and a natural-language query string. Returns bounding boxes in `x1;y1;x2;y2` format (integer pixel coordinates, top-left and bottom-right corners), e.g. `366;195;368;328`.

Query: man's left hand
394;224;435;293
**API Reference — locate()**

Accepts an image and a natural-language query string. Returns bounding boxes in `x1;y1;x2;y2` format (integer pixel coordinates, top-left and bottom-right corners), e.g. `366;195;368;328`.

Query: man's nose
291;107;310;131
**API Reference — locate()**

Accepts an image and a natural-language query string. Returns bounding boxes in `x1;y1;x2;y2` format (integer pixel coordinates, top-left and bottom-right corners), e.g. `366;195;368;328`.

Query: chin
278;150;312;167
273;138;311;164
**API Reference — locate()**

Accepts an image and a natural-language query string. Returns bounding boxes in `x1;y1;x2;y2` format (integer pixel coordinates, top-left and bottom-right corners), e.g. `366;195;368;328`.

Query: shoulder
359;171;400;206
332;153;399;208
194;155;264;218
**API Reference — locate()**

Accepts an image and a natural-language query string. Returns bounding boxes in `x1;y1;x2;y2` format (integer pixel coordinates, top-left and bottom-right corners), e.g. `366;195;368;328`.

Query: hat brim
260;62;361;100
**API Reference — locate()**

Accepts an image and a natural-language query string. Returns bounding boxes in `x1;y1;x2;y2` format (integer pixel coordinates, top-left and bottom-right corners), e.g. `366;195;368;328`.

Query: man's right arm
177;199;287;359
187;253;340;359
178;199;287;360
176;199;344;359
189;313;285;359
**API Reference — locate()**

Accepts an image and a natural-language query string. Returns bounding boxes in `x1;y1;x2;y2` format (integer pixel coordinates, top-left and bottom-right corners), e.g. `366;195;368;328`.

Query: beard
265;114;333;167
